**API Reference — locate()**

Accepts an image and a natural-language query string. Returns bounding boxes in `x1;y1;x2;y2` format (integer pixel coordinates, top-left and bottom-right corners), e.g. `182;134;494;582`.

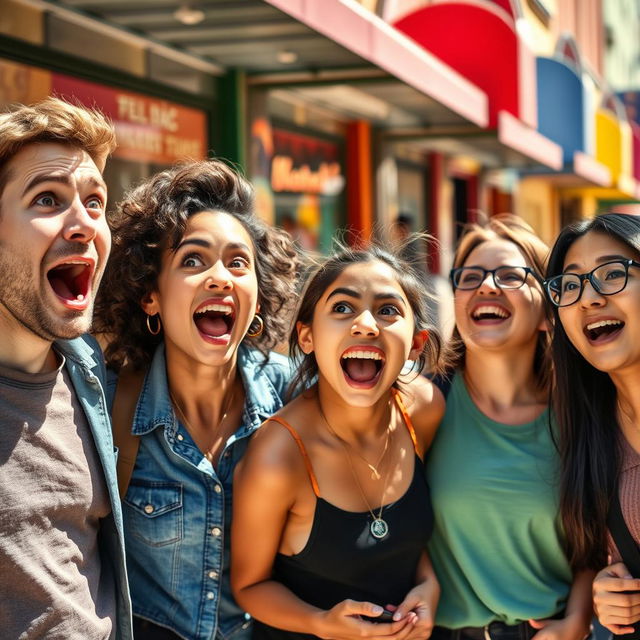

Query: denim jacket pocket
124;481;183;547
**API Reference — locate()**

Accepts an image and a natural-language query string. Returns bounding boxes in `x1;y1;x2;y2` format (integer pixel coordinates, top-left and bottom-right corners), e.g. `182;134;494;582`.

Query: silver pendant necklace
317;398;394;540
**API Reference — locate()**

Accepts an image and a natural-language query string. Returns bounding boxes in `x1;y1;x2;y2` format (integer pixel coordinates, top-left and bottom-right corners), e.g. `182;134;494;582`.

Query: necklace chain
318;401;392;480
317;398;394;536
170;383;237;462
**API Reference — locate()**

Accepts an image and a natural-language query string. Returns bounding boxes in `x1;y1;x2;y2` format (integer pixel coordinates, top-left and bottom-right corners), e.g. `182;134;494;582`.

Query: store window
249;114;346;253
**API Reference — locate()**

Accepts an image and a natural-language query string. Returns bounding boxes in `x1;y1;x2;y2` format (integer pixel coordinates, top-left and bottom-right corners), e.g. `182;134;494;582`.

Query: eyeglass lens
547;261;629;306
454;266;528;290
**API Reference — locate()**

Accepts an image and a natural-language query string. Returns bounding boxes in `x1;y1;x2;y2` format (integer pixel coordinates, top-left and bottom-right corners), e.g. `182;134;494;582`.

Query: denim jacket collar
55;336;100;371
132;343;283;437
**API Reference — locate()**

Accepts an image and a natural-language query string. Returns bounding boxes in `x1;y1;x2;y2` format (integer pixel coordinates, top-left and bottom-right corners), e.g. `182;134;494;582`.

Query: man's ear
409;329;429;361
297;321;314;355
141;291;160;316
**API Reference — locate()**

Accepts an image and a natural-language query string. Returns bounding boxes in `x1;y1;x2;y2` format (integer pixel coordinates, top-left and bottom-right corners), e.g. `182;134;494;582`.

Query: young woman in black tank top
231;243;445;640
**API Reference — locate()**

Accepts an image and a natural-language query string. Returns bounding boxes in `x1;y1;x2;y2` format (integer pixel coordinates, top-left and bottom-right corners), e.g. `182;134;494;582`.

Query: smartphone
360;610;394;623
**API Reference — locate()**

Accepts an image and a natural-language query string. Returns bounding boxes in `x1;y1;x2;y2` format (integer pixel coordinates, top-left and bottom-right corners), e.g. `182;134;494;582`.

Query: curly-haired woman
93;160;300;640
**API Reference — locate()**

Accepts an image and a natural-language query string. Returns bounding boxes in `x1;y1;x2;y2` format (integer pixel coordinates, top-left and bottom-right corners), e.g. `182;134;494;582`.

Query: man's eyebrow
564;254;629;272
22;173;107;197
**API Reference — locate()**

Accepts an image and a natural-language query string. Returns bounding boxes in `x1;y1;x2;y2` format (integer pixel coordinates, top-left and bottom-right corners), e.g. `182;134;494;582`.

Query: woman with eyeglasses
546;213;640;638
427;214;593;640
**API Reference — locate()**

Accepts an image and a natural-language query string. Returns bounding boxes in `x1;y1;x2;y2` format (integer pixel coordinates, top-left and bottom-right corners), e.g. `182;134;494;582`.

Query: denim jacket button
144;504;154;514
206;592;215;600
210;527;221;537
208;570;218;579
214;485;222;494
177;434;184;441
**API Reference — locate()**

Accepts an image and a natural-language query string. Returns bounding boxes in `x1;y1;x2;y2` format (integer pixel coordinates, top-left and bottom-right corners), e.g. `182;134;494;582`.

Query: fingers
392;595;420;621
594;577;640;593
599;563;634;580
343;599;386;618
528;618;549;630
603;623;638;635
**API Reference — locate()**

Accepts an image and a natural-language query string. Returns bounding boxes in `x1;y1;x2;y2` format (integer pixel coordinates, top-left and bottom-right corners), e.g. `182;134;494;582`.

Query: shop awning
50;0;489;130
389;0;563;170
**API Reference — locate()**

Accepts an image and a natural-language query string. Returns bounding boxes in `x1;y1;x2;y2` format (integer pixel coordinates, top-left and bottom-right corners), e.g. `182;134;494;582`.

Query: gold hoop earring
246;314;264;338
146;313;162;336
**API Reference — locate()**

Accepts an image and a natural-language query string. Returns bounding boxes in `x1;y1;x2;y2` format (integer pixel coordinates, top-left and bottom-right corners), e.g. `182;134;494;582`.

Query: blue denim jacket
116;344;290;640
55;335;133;640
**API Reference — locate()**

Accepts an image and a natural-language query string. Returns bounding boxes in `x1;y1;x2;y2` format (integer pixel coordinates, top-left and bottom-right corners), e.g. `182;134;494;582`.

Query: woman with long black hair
546;213;640;637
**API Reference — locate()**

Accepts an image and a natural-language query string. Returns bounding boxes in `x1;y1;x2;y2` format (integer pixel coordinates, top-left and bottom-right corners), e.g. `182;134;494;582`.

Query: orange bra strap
392;388;419;454
265;416;321;497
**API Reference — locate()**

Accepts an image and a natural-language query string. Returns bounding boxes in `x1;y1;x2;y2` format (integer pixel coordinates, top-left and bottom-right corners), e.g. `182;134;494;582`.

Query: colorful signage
0;58;207;165
271;129;344;196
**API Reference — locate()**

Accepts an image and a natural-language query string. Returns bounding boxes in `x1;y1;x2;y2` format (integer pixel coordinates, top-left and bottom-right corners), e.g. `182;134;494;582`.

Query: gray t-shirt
0;353;116;639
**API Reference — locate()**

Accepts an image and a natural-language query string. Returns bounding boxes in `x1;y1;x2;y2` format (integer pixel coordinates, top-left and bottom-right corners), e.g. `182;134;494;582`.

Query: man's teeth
586;319;623;331
342;350;383;360
197;304;233;314
472;305;509;318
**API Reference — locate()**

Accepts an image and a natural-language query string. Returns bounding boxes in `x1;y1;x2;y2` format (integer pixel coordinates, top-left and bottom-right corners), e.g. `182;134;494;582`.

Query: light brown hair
444;213;552;391
0;96;116;195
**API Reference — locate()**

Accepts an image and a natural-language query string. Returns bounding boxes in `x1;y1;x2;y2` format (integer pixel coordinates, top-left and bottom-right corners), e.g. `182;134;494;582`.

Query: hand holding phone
360;609;394;623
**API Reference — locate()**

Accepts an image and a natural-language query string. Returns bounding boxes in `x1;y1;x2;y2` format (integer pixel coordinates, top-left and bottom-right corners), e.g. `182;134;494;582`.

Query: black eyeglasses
545;259;640;307
450;265;539;291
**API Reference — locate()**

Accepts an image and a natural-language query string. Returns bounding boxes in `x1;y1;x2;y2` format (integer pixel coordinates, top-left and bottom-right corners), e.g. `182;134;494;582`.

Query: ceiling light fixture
277;50;298;64
174;5;205;26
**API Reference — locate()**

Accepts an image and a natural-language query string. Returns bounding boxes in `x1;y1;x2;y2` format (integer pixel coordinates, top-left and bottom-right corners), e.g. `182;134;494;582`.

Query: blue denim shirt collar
55;335;100;371
132;343;282;437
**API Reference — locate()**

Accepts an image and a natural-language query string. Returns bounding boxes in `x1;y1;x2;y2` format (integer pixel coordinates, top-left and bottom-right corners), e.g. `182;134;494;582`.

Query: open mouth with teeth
193;303;235;343
470;305;511;323
340;349;385;388
47;261;92;309
584;319;624;343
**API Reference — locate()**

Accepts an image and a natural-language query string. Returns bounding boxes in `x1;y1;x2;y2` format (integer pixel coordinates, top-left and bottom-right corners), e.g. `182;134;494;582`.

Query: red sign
52;75;207;164
271;129;344;195
0;58;207;165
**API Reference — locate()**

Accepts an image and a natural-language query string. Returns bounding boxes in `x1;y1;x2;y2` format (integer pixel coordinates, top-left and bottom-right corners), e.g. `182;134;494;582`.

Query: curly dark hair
94;160;300;371
288;239;442;398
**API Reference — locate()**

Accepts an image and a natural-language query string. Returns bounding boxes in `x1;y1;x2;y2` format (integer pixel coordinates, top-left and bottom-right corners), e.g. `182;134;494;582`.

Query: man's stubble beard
0;249;93;342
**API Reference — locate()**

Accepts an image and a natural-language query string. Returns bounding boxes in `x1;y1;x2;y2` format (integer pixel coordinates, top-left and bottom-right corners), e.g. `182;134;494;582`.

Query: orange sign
0;58;208;165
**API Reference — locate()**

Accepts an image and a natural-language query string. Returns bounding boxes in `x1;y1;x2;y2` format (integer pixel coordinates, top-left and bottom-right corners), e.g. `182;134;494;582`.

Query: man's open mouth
584;319;624;343
193;302;235;339
47;260;93;307
340;348;385;386
470;305;511;322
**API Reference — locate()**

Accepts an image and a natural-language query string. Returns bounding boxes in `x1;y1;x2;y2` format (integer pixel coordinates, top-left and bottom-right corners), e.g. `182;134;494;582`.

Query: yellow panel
620;120;633;177
596;110;622;179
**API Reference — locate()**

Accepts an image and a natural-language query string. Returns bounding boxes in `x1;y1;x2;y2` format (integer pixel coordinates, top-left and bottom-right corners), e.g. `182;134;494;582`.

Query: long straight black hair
547;213;640;570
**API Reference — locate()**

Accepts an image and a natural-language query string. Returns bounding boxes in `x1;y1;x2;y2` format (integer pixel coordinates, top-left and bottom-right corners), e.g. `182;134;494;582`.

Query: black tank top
253;390;434;640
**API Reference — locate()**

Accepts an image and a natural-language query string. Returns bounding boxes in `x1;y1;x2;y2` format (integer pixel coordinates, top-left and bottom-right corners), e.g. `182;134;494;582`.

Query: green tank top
426;373;572;628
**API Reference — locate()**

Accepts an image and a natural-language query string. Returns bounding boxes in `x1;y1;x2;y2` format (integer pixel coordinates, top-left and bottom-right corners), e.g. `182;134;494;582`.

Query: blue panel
536;58;584;164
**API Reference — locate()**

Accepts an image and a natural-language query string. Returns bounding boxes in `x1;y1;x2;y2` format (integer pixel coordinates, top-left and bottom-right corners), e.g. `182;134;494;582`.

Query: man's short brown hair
0;96;117;194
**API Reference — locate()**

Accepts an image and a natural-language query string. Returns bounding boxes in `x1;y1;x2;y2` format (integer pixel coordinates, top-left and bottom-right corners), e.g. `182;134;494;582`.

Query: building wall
603;0;640;89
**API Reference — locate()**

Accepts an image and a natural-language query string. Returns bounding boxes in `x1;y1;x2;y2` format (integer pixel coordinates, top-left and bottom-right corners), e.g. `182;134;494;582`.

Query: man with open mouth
0;98;132;639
